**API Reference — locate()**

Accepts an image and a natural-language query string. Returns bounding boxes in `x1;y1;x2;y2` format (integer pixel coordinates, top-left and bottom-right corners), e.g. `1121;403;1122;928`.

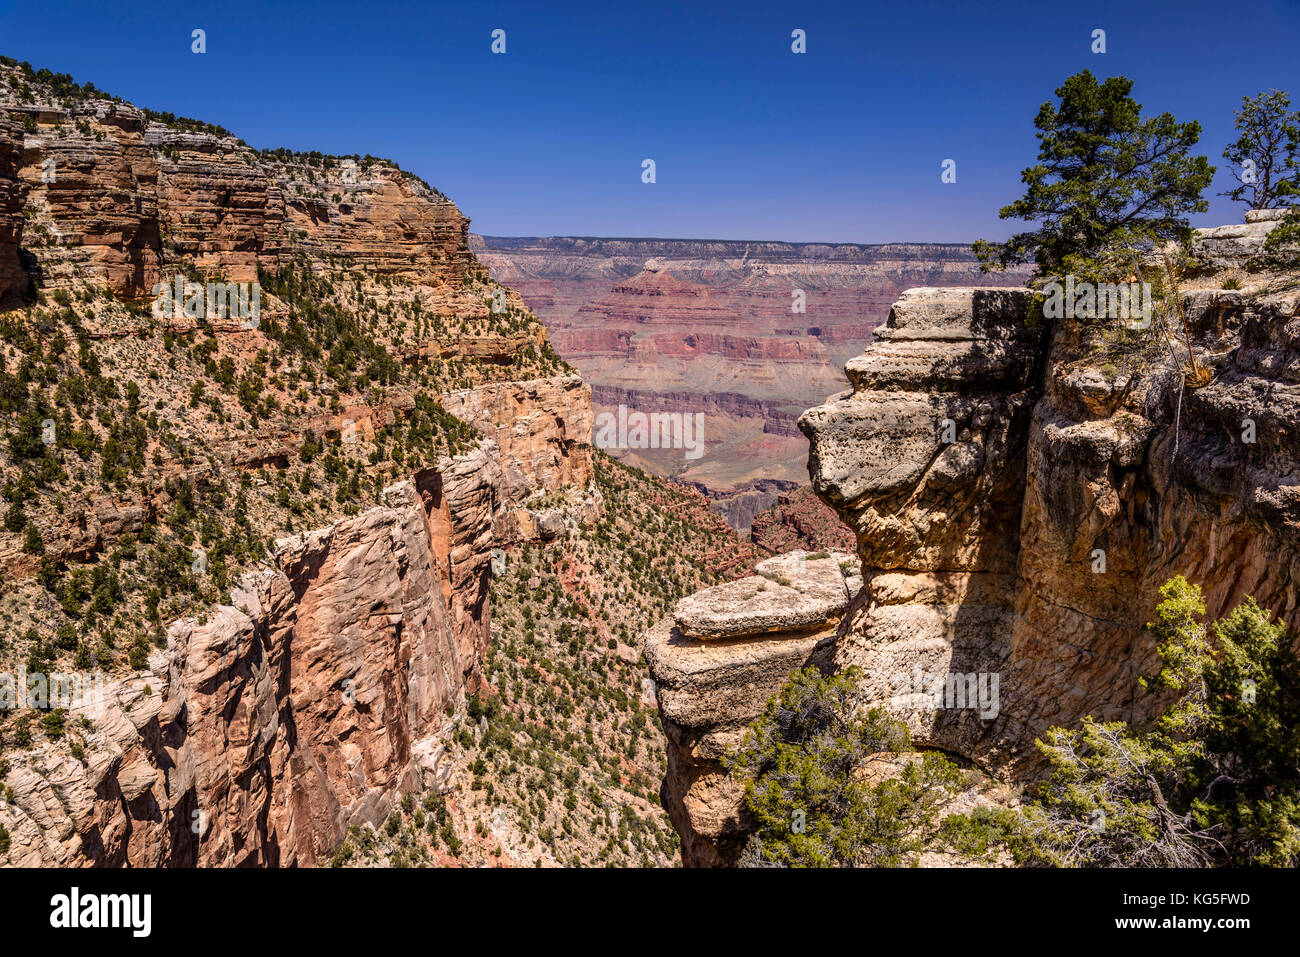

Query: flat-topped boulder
673;550;854;640
1191;208;1288;269
645;548;857;866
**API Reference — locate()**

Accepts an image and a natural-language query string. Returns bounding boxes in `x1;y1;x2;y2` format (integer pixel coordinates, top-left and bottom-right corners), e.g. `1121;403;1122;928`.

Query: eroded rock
645;549;857;865
673;550;852;640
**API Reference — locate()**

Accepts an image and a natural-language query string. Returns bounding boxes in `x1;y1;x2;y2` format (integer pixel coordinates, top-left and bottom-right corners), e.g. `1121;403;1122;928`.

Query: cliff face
0;62;598;868
801;285;1300;775
473;235;1031;527
644;551;857;866
3;64;470;298
799;288;1047;767
441;375;603;542
649;270;1300;865
3;456;496;866
0;116;25;305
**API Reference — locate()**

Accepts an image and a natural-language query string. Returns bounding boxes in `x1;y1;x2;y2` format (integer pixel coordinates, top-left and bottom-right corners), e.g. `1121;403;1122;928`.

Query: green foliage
1261;207;1300;268
1221;90;1299;209
975;71;1214;281
957;576;1300;867
726;666;965;867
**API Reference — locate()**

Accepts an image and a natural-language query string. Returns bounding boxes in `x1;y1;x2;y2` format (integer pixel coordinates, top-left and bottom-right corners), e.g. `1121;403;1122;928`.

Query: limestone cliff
649;264;1300;865
803;283;1299;773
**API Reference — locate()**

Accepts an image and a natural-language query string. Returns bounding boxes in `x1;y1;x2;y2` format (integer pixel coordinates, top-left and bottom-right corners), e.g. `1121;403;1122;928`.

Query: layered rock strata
651;278;1300;864
799;288;1047;767
1;455;498;866
0;116;25;305
440;375;603;542
1192;208;1287;270
1;63;472;298
644;550;857;866
473;235;1031;528
800;283;1300;776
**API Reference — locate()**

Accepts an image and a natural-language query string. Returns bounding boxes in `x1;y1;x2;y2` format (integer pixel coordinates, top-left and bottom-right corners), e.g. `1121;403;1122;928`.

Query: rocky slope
749;485;856;556
472;235;1031;527
5;462;499;866
647;222;1300;864
0;58;650;867
0;117;24;307
322;454;763;868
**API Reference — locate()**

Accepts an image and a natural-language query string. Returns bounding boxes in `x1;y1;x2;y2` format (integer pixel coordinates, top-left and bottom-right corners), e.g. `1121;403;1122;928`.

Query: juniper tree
726;666;966;867
954;576;1300;868
974;71;1214;282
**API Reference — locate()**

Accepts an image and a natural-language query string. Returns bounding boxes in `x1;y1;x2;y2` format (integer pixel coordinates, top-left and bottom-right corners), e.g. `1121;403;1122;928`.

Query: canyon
472;235;1030;528
4;56;1296;873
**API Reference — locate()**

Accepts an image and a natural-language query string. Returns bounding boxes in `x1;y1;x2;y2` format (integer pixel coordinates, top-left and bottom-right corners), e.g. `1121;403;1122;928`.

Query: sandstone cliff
441;375;602;542
2;452;499;866
1;62;470;299
649;263;1300;864
0;59;597;869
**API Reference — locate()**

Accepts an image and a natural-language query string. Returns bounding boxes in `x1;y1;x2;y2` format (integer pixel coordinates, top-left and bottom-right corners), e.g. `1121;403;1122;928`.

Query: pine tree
975;71;1214;282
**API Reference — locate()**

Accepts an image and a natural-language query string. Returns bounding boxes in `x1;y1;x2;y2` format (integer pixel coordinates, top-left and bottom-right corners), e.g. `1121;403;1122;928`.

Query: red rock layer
2;63;472;298
4;457;500;866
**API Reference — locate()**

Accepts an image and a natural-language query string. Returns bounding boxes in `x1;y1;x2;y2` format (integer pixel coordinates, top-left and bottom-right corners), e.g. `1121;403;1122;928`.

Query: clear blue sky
2;0;1296;242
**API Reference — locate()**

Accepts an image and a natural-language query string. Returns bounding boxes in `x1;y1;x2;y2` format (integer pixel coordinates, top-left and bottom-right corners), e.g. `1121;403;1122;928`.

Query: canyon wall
0;116;25;306
804;285;1300;773
749;486;857;556
650;277;1300;864
2;454;497;866
0;62;602;868
2;63;470;299
441;375;603;542
473;235;1030;527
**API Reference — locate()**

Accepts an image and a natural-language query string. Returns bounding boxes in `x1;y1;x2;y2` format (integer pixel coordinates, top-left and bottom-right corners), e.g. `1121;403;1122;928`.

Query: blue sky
1;0;1296;242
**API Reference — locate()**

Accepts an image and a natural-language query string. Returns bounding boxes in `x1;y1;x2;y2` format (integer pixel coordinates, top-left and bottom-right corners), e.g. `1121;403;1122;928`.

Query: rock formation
800;282;1300;775
644;550;857;866
1;59;471;299
649;271;1300;864
441;375;600;539
0;116;25;306
2;456;497;866
1192;208;1288;270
